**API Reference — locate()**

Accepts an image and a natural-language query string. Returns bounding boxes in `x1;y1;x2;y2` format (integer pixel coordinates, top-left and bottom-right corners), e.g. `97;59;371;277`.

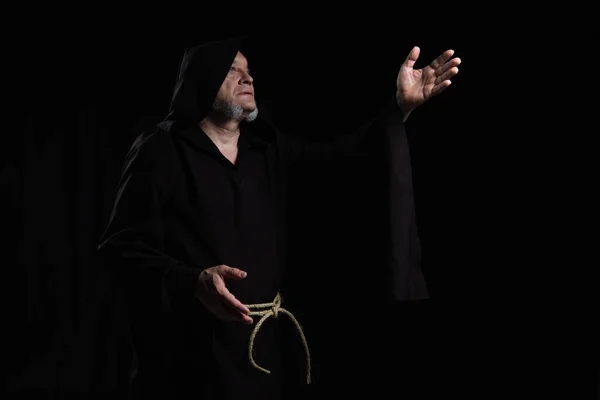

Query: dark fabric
97;123;287;398
96;36;428;399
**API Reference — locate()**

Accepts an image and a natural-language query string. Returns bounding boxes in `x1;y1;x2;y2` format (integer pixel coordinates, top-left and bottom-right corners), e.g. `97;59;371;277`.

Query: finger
240;313;254;324
209;301;253;324
217;300;254;324
435;57;461;76
430;49;455;69
212;277;251;314
435;67;459;85
200;296;242;321
217;303;253;324
431;80;452;97
402;46;420;70
203;302;234;321
222;290;251;315
218;265;248;280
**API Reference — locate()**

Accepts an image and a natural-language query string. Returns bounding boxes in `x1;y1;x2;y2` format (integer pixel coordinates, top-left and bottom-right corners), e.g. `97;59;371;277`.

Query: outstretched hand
396;46;461;119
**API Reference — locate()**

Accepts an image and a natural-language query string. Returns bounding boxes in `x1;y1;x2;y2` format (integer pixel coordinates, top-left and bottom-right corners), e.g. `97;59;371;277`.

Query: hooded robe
97;35;428;399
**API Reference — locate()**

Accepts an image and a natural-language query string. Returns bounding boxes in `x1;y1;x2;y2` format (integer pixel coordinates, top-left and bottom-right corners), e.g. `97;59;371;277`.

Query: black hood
163;35;247;124
159;35;278;143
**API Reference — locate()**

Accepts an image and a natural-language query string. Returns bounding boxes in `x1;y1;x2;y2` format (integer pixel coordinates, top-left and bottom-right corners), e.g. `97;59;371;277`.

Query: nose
240;71;253;85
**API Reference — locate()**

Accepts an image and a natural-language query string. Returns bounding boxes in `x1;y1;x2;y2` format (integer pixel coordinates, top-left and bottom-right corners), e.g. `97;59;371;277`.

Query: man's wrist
395;92;413;123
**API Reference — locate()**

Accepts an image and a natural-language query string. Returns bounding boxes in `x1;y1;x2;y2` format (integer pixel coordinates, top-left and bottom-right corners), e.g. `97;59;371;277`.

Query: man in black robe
97;36;460;399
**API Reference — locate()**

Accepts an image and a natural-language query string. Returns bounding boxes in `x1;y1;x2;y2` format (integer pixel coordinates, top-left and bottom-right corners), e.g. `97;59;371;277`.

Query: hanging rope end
250;359;272;375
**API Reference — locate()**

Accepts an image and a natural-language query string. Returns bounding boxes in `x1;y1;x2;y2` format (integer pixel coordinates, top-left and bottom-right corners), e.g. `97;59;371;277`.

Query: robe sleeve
276;97;405;162
278;97;429;303
378;99;430;303
97;130;203;314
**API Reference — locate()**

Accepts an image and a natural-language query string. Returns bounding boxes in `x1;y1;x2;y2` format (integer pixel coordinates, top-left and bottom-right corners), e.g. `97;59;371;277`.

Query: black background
5;13;593;399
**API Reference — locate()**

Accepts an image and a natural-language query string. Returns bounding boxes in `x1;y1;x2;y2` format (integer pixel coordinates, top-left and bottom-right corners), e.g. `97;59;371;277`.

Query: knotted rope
246;293;311;384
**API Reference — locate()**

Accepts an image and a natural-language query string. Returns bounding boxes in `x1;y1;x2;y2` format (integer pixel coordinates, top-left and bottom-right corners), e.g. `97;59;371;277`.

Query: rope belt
246;293;311;384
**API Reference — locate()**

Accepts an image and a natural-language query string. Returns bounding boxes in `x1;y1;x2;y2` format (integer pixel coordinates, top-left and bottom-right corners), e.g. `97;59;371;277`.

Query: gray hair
212;99;258;122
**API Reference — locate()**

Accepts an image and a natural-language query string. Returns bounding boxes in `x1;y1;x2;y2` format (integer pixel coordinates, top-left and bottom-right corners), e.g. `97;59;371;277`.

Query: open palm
396;46;461;113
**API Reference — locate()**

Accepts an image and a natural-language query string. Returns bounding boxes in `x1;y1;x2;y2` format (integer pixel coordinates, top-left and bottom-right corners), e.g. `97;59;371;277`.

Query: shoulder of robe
123;127;181;190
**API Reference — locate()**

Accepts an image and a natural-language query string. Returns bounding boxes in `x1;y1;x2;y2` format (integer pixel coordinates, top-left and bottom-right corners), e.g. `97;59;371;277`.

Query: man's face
214;51;256;114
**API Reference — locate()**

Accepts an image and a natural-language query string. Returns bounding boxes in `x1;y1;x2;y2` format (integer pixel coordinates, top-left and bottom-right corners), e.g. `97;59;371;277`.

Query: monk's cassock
98;36;428;399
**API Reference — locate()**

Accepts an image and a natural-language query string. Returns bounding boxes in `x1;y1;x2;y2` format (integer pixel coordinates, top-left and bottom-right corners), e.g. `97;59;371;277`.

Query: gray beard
212;99;259;122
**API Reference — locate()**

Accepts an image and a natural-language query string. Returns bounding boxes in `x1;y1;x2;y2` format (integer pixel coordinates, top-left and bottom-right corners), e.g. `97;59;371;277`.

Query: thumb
403;46;420;70
219;265;248;280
